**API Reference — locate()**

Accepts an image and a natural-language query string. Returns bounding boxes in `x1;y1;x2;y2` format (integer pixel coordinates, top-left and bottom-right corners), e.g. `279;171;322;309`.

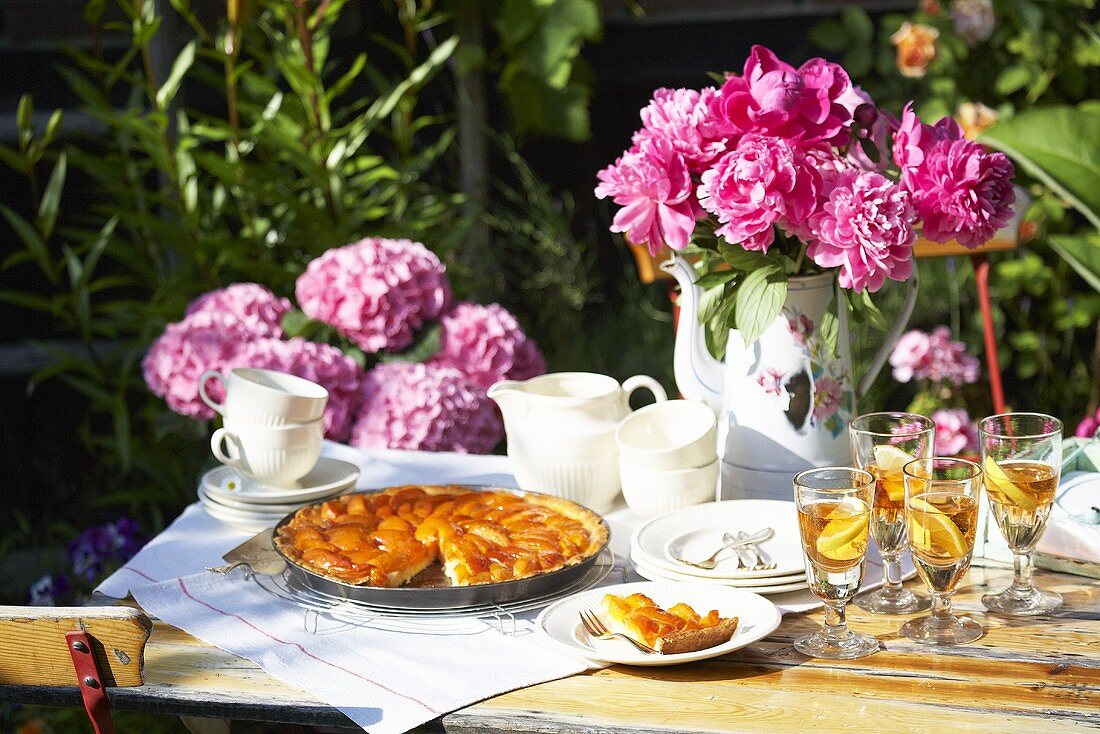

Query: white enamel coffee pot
488;372;667;512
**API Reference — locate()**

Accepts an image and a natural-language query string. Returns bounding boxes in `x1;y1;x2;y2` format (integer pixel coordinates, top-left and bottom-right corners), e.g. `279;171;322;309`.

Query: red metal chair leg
972;253;1006;415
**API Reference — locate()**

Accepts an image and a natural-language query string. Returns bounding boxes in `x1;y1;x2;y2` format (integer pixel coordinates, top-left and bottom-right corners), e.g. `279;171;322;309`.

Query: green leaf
693;271;737;290
36;151;66;238
698;281;728;325
280;309;313;338
841;7;873;43
364;36;459;125
719;242;770;272
810;20;847;52
0;204;57;285
819;305;840;360
156;40;196;110
995;65;1032;95
379;322;442;364
734;266;787;347
16;95;32;149
705;291;736;360
980;106;1100;229
1049;233;1100;293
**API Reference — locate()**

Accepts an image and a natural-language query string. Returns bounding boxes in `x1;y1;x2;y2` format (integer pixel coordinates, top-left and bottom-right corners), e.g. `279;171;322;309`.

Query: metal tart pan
271;485;611;610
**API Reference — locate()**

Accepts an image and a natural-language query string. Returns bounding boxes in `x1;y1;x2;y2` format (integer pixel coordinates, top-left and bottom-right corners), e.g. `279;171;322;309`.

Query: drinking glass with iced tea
850;412;934;614
978;413;1064;615
901;457;984;645
793;467;879;660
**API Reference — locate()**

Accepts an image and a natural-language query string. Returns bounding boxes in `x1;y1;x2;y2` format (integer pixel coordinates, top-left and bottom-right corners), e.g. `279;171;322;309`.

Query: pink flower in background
633;87;725;171
708;45;854;145
932;408;979;455
351;363;503;454
142;311;253;419
889;326;980;385
295;237;451;354
699;134;818;252
951;0;996;46
232;338;363;441
185;283;292;339
807;168;916;292
427;302;546;390
1076;407;1100;438
595;136;699;254
813;376;843;421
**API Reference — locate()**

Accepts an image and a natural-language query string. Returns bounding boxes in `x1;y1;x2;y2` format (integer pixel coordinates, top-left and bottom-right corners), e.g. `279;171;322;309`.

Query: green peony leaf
735;266;787;347
379;322;442;364
1049;233;1100;293
819;305;840;360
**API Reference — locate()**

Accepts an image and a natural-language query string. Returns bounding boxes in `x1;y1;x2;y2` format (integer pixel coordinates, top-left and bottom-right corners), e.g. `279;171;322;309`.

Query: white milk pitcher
488;372;667;512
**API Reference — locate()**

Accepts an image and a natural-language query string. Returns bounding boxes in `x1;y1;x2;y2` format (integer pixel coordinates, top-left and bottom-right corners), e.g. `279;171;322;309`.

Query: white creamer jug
488;372;667;512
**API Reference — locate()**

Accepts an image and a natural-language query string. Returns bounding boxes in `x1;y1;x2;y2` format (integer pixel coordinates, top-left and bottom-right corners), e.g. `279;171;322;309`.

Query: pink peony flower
595;136;700;255
231;338;363;441
813;376;843;421
295;237;451;354
633;87;726;171
932;408;979;455
142;311;253;419
698;134;818;252
427;302;547;390
1076;407;1100;438
807;168;916;292
889;326;980;385
351;363;503;454
186;283;292;339
707;46;854;146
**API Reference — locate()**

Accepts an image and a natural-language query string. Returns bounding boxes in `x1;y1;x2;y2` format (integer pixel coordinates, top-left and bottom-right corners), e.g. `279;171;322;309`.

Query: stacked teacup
616;400;719;519
196;368;358;530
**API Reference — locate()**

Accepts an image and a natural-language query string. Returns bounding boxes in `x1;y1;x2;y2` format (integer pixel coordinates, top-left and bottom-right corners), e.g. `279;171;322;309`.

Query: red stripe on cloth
123;566;157;582
176;577;440;714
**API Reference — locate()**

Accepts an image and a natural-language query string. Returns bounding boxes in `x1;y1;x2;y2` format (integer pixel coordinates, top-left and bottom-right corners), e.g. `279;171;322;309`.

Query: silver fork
578;610;657;654
672;527;774;570
726;532;777;571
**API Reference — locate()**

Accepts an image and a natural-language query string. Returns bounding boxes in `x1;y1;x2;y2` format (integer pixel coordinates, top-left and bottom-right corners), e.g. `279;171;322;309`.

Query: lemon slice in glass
983;456;1038;511
908;497;967;559
817;505;868;561
872;445;915;502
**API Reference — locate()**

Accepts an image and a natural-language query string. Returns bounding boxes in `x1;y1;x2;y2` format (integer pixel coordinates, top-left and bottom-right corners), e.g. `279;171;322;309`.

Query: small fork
578;610;657;654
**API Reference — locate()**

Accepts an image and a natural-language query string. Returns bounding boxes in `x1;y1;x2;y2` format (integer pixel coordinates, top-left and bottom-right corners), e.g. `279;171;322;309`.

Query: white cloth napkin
95;442;896;733
1037;470;1100;564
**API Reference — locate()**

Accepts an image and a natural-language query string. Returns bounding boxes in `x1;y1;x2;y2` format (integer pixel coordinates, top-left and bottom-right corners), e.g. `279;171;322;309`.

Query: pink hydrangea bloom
427;302;547;390
813;376;843;421
708;46;854;146
351;363;503;454
231;338;363;441
595;136;700;255
698;134;818;252
185;283;292;339
1076;407;1100;438
633;87;726;171
807;168;916;292
142;311;253;420
932;408;979;455
295;237;451;354
889;326;980;385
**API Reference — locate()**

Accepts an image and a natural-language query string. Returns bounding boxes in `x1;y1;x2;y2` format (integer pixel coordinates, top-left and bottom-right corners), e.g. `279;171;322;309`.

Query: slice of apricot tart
600;592;739;654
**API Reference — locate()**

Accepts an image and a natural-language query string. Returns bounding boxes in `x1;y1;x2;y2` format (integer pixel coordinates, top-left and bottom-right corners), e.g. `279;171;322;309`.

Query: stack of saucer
198;458;359;533
629;499;808;595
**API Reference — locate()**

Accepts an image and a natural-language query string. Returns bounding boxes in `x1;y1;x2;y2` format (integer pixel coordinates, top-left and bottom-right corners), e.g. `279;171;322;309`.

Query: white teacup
210;421;323;486
200;368;328;426
616;399;718;471
620;457;720;519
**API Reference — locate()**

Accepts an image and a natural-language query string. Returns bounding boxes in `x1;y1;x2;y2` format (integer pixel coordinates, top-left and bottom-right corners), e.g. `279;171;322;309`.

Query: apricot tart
601;592;739;654
274;485;608;588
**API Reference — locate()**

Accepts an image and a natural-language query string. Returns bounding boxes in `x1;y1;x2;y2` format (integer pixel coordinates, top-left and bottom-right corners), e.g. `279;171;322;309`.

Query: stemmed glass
850;412;934;614
793;467;879;659
978;412;1064;615
901;457;984;645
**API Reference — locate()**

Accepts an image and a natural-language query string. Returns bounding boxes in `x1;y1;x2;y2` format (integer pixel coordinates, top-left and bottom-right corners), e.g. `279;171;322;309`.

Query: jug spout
488;380;528;423
660;254;725;415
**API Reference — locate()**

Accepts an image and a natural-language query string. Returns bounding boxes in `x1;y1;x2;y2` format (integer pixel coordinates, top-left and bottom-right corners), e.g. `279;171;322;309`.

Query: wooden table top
3;565;1098;733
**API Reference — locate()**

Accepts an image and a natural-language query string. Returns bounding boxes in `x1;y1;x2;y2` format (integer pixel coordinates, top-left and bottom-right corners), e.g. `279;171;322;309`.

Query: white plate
629;551;804;588
631;500;803;579
631;558;808;595
536;581;782;666
201;458;359;505
198;486;288;522
197;485;341;514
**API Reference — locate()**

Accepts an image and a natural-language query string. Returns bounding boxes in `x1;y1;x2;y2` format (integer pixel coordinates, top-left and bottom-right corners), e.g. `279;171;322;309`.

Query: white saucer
629;551;805;588
198;489;288;532
630;557;808;595
196;484;341;514
536;581;782;666
202;458;359;505
631;500;803;580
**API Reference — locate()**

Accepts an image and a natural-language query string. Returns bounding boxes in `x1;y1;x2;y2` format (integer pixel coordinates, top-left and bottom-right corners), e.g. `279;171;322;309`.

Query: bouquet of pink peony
596;45;1016;355
143;237;546;453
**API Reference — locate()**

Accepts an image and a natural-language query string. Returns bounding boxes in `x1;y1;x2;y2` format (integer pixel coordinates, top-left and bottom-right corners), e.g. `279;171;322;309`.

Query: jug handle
623;375;668;407
857;262;920;400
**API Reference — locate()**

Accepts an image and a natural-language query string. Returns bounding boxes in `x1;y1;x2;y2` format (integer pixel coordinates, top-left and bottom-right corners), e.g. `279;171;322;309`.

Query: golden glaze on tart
274;485;608;588
601;593;739;654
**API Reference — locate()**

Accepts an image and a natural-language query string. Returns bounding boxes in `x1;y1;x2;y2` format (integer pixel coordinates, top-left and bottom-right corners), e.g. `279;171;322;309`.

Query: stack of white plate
198;458;360;532
629;499;808;595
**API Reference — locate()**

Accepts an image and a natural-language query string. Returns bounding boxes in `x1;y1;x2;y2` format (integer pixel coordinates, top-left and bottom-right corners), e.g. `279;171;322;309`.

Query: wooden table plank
1;567;1097;733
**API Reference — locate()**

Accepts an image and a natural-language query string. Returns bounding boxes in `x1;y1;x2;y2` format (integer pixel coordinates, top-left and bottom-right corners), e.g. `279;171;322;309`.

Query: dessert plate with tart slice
537;581;782;666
